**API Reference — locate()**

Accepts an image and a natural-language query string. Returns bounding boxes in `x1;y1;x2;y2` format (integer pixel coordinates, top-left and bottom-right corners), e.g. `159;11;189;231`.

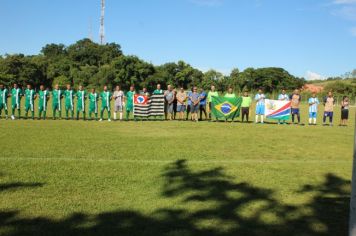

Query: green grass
0;105;354;236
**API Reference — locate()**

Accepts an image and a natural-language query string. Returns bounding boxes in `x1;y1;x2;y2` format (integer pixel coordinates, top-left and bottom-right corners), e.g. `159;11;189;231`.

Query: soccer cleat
108;119;111;122
99;119;103;122
11;115;15;120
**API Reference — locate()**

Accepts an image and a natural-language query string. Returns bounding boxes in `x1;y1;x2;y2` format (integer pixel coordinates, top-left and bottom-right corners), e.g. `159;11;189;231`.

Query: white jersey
254;94;265;106
278;94;289;101
308;97;319;113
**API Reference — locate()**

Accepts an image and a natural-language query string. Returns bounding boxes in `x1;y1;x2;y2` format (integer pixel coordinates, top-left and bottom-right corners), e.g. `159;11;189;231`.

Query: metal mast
99;0;105;45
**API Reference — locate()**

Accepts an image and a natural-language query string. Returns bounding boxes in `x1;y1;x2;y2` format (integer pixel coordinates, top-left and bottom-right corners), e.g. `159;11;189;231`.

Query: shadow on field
0;160;350;236
0;182;43;193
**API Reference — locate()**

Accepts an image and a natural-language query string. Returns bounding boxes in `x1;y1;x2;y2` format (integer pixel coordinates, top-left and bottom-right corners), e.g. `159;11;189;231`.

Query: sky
0;0;355;79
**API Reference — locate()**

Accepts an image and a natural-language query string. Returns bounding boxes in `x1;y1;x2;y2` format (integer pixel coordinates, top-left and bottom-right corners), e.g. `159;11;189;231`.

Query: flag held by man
265;99;291;120
211;96;242;120
133;94;149;117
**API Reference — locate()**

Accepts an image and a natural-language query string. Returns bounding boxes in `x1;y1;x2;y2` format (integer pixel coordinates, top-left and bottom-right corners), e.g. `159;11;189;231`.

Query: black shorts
341;109;349;120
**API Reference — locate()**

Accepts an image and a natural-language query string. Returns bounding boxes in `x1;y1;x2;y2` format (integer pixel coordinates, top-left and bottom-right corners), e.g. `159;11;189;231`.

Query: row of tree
0;38;307;92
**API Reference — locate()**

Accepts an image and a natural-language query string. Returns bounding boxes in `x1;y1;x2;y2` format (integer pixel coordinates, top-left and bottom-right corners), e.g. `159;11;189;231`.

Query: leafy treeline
0;38;306;92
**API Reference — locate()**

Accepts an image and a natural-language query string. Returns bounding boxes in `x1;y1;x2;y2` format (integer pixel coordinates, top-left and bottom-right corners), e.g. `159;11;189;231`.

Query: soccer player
152;84;163;120
278;89;289;124
24;84;36;120
323;91;335;126
176;87;187;121
308;92;319;125
64;84;75;120
76;85;87;120
164;85;175;120
113;85;124;121
254;89;265;124
0;84;9;119
38;85;49;120
290;89;301;124
125;85;135;121
100;86;112;122
89;88;99;120
207;85;219;121
52;84;63;120
190;86;200;122
224;87;236;98
241;91;251;123
141;87;150;96
199;88;207;121
11;83;23;120
340;96;349;126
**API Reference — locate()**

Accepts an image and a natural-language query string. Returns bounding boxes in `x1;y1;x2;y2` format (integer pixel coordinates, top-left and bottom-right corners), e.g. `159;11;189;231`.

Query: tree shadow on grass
0;182;44;193
0;160;350;236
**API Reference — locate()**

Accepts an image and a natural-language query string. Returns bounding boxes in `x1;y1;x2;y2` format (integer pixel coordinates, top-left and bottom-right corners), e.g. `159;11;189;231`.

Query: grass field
0;104;354;236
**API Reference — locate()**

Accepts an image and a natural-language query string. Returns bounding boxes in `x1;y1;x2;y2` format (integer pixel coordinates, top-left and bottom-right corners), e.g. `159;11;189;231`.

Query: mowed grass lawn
0;104;354;236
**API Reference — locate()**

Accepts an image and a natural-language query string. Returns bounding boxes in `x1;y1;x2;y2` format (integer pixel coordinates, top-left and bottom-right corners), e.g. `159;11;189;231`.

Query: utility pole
349;112;356;236
99;0;105;45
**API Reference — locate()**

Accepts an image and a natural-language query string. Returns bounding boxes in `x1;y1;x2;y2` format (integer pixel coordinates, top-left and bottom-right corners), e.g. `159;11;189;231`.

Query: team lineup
0;82;351;126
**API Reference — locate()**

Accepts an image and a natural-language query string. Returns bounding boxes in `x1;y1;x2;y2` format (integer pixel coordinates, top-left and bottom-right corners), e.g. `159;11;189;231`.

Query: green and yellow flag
211;96;242;120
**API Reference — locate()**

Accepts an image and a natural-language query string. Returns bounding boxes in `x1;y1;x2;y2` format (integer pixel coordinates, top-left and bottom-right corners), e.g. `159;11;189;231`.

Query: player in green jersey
0;83;9;119
125;85;135;120
52;84;63;120
11;83;23;120
89;88;99;120
64;84;75;120
38;85;49;120
100;85;112;122
76;85;87;120
24;84;36;120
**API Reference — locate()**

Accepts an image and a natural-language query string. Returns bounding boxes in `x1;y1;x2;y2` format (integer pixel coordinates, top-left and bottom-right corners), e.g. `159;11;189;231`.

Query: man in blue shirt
254;89;266;124
308;92;319;125
199;88;207;121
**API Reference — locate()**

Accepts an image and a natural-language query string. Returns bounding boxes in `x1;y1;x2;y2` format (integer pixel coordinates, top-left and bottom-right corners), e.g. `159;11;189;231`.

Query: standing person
173;89;178;120
141;87;150;96
176;87;187;121
186;87;193;121
125;85;135;120
278;89;289;124
190;87;200;122
323;91;335;126
207;85;219;120
52;84;63;120
340;96;349;126
290;89;302;124
38;85;49;120
24;84;36;120
254;89;265;124
113;85;124;121
100;85;112;122
88;88;99;121
199;88;207;121
76;85;87;120
64;84;75;120
308;92;319;125
152;84;164;120
224;87;236;98
0;84;9;119
164;85;175;120
241;91;252;123
11;83;23;120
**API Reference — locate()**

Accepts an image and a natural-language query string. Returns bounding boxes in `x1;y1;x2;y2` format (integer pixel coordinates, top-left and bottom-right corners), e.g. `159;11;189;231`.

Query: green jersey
207;91;219;102
25;89;36;106
100;91;112;108
38;90;49;109
89;93;99;110
76;90;87;111
64;89;75;108
224;93;236;98
241;96;252;108
52;89;63;105
153;89;163;95
0;88;9;105
11;88;22;108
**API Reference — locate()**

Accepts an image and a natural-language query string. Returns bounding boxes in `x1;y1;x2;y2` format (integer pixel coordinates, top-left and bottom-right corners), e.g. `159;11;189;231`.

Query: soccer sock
66;110;68;119
25;111;28;119
53;110;56;119
114;112;117;120
100;110;104;119
309;118;312;124
108;112;111;119
76;111;79;120
261;116;264;123
83;112;86;120
323;115;326;123
71;110;74;119
31;111;34;119
5;110;7;115
255;115;258;123
95;113;98;119
313;118;316;124
119;112;123;120
12;108;15;116
59;111;61;118
297;115;300;123
43;111;46;119
18;110;21;119
330;115;333;124
292;114;295;123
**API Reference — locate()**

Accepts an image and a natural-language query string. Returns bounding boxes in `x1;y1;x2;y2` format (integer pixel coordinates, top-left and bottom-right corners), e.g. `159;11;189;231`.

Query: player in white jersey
254;89;266;124
113;85;124;121
308;92;319;125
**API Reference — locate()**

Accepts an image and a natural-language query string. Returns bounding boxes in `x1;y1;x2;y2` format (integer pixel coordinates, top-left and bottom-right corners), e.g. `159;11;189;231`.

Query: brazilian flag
211;96;242;120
